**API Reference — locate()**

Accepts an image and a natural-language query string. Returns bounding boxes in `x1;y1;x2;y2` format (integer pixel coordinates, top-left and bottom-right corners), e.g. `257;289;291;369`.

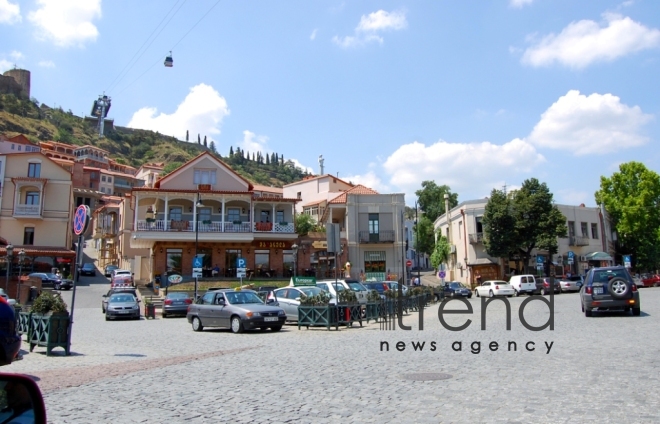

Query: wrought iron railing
358;230;395;243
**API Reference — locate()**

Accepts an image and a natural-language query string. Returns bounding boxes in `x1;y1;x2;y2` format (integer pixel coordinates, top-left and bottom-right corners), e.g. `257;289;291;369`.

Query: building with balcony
0;152;76;280
0;134;41;154
135;162;165;188
124;152;299;282
434;199;615;288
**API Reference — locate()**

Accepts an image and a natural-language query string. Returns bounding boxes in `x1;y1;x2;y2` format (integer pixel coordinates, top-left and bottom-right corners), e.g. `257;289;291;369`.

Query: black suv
580;266;640;317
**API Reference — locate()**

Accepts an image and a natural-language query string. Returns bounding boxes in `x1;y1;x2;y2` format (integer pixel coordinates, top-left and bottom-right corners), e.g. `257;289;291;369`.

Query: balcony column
192;195;198;232
271;204;276;232
13;182;20;214
221;197;226;232
40;181;46;215
164;195;169;230
133;192;139;231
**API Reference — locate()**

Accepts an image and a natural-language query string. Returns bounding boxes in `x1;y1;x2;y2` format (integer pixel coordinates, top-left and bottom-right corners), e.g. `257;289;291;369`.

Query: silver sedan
105;293;141;320
273;286;326;322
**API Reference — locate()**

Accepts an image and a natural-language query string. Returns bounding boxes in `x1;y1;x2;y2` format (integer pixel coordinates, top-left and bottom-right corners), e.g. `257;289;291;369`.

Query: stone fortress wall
0;68;31;99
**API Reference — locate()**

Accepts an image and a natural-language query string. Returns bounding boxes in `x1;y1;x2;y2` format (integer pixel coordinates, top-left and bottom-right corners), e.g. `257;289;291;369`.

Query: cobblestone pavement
7;281;660;423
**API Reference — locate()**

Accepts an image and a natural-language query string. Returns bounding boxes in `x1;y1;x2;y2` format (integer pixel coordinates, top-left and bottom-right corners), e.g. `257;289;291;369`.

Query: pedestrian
475;272;482;287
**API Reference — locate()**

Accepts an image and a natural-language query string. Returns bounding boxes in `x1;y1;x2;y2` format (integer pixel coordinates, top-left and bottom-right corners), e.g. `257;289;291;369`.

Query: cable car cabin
164;53;173;67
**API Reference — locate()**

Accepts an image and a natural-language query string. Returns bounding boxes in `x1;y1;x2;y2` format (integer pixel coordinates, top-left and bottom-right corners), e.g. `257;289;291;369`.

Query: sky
1;0;659;207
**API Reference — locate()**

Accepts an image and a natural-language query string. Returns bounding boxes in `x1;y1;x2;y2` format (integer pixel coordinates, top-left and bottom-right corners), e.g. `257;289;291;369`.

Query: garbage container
154;284;160;295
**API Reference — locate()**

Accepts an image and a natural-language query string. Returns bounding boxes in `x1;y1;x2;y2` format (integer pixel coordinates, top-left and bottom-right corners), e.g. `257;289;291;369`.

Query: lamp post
292;244;298;279
193;193;203;301
415;200;421;288
16;249;25;301
5;244;13;292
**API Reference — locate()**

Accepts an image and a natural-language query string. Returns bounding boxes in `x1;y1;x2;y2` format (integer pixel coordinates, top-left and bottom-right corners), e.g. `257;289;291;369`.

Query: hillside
0;93;311;187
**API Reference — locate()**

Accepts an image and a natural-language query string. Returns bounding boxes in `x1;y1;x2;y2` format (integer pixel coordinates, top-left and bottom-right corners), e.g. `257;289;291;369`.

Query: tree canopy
430;234;451;270
595;161;660;271
415;181;458;223
294;213;324;236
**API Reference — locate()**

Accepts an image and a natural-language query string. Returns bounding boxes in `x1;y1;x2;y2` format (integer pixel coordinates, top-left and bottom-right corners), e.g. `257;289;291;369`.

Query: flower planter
365;302;380;322
28;312;70;355
17;311;31;336
298;305;339;330
337;303;363;327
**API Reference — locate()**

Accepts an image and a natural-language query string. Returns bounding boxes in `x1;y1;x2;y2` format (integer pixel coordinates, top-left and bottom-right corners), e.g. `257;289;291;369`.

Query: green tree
430;234;451;271
415;215;436;255
482;188;517;258
595;161;660;270
415;181;458;222
229;146;234;156
203;135;207;147
295;214;324;236
209;140;217;154
161;161;183;176
186;130;189;142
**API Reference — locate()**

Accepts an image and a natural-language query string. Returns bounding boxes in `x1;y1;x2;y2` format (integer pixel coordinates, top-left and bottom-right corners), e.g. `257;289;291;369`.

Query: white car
558;276;583;292
475;280;515;298
316;279;369;305
508;274;537;296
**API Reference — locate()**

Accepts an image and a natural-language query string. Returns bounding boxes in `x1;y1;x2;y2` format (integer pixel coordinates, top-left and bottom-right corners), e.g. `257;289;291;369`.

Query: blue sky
1;0;659;207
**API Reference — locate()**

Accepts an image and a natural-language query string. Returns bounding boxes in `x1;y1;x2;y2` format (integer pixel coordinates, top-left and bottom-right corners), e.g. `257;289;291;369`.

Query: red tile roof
328;185;379;204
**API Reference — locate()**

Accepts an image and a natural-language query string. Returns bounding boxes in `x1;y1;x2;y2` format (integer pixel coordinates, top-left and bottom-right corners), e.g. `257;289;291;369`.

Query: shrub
31;291;68;314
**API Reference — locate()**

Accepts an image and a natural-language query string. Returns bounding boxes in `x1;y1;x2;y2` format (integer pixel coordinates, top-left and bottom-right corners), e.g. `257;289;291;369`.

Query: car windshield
347;282;366;291
568;276;582;282
109;294;135;303
449;282;461;288
167;293;189;299
45;273;58;279
115;271;130;275
593;269;628;282
83;264;93;268
224;291;264;305
300;287;323;297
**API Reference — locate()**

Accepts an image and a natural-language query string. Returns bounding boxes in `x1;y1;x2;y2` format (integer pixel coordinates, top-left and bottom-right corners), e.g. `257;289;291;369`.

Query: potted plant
297;291;339;330
28;292;71;355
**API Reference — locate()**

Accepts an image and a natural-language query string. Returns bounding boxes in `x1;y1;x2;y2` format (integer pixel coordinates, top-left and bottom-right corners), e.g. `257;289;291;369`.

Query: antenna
502;183;507;195
318;155;324;175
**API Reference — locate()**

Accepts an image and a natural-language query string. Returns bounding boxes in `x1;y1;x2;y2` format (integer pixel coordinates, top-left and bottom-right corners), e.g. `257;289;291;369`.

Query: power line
106;0;189;93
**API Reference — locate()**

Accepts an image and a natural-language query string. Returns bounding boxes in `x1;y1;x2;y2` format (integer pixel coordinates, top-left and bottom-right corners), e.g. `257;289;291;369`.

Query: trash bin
154;284;160;295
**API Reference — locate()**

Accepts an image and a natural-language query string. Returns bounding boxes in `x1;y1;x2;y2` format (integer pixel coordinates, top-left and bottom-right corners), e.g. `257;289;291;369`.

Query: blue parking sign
193;257;203;268
236;258;246;268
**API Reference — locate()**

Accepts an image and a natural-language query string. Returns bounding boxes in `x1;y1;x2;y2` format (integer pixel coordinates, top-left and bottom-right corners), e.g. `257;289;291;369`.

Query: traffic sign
438;270;446;279
406;260;412;267
536;255;544;264
73;205;90;235
193;257;203;268
236;258;246;268
623;255;631;268
237;268;246;278
567;251;574;265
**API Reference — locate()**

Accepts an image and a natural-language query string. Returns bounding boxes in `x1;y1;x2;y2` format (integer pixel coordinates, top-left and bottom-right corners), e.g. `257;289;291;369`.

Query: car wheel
488;290;494;298
105;315;110;321
585;308;593;317
101;307;105;313
162;312;167;318
475;290;479;297
581;303;584;312
433;294;440;302
608;277;629;299
192;316;204;332
230;316;244;334
654;283;659;288
270;325;282;332
514;289;520;297
633;307;641;316
468;293;472;299
54;284;60;290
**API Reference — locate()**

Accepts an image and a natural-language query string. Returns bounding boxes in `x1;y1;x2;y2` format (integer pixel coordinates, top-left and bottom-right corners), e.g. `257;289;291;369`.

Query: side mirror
0;373;48;423
295;297;301;302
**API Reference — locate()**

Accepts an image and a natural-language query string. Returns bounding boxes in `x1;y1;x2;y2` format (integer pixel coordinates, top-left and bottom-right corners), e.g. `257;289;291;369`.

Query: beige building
0;152;76;280
434;199;614;288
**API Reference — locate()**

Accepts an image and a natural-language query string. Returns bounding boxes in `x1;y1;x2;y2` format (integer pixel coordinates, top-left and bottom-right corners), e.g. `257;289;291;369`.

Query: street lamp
16;249;25;301
5;244;13;292
292;244;298;278
193;193;203;301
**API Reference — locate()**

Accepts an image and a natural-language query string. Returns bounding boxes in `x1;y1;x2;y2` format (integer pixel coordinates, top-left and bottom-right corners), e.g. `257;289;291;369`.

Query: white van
508;275;537;296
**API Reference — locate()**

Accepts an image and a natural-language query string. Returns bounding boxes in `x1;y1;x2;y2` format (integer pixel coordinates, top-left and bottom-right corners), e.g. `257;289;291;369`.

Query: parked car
187;289;286;333
105;293;141;320
640;274;660;288
363;282;389;300
475;280;515;298
112;269;134;285
102;288;138;313
162;292;193;318
273;286;327;321
27;272;65;290
104;264;119;277
581;266;640;317
110;275;133;288
80;263;97;276
508;275;536;296
384;282;409;295
443;281;472;298
537;277;561;295
317;279;369;304
0;289;16;306
558;275;583;293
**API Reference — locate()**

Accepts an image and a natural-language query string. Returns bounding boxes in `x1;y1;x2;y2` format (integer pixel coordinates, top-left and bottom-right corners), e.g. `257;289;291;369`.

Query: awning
585;251;613;261
468;258;497;266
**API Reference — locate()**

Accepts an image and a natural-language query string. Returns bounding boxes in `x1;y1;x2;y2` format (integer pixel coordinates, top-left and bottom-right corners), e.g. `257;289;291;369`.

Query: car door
287;288;302;321
215;293;231;328
479;282;490;296
197;292;216;326
274;289;292;318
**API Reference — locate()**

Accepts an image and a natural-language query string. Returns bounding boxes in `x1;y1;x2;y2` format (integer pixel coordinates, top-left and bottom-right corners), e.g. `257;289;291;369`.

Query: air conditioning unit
579;255;587;262
450;245;456;253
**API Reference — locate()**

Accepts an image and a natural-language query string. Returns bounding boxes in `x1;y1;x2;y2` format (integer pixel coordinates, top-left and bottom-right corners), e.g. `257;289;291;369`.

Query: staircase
137;284;164;311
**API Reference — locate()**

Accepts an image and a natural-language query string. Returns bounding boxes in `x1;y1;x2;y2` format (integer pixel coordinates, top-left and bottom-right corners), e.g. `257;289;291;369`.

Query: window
591;223;599;239
25;191;39;205
276;210;284;223
23;227;35;245
458;221;462;239
255;249;270;271
283;250;293;274
166;249;183;275
28;163;41;178
225;249;242;271
169;207;182;221
10;144;14;150
107;177;112;183
364;251;386;278
475;216;483;233
193;169;216;185
567;221;575;237
260;211;270;223
100;187;105;193
581;222;588;237
228;208;240;222
198;208;211;222
17;145;21;151
368;214;379;234
101;176;106;182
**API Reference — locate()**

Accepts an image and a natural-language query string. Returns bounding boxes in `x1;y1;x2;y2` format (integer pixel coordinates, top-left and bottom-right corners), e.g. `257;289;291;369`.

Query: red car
641;274;660;287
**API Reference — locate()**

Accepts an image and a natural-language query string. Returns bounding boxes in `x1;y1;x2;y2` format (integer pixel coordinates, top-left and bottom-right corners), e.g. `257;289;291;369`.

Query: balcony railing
358;230;395;243
569;236;590;246
135;220;295;234
13;204;41;216
469;233;484;244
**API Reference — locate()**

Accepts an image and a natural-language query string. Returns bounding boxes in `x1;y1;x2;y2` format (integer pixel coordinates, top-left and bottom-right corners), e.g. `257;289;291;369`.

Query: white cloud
310;28;318;40
238;130;269;153
28;0;102;47
521;13;660;68
0;0;20;24
38;60;55;68
555;189;594;206
509;0;534;8
9;50;22;60
289;159;314;174
341;170;389;193
527;90;653;155
128;83;230;141
0;59;12;73
333;9;406;48
382;138;545;199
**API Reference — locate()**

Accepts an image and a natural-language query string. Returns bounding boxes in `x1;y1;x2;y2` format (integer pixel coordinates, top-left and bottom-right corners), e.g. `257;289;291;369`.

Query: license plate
118;310;130;314
264;317;278;322
594;287;603;295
